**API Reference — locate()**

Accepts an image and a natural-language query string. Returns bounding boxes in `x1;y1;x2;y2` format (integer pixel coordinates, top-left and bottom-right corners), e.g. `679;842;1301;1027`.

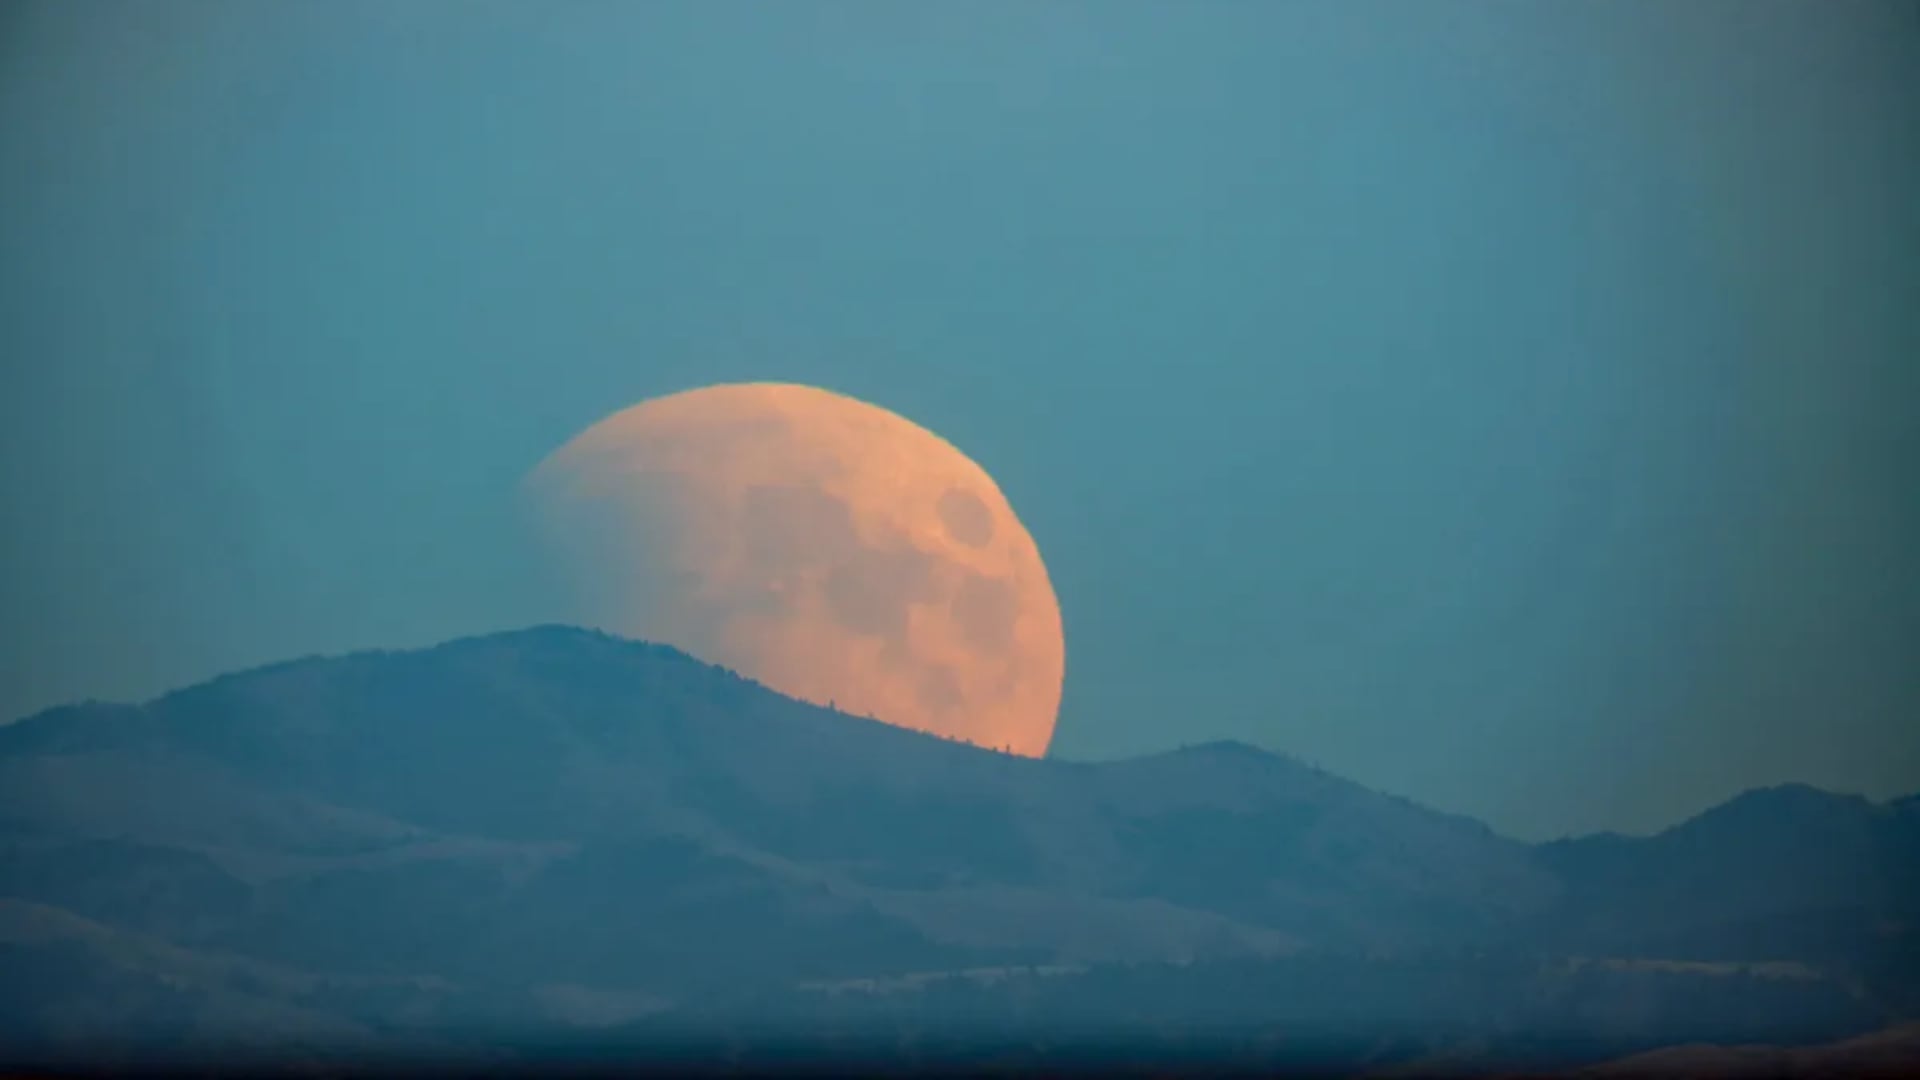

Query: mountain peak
1175;738;1281;759
1673;782;1880;836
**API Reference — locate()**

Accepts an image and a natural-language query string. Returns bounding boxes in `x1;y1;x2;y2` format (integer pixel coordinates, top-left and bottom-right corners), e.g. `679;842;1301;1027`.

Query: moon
523;382;1066;756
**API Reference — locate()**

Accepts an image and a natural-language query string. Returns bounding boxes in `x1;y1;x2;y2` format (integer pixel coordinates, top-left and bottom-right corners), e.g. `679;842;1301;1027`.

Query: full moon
524;383;1066;756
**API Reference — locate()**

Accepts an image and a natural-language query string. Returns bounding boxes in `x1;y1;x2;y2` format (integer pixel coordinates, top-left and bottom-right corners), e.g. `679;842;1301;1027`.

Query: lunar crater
938;488;995;548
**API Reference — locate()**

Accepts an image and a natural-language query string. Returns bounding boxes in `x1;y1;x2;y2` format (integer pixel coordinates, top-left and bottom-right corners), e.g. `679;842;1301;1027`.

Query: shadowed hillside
1;626;1914;1072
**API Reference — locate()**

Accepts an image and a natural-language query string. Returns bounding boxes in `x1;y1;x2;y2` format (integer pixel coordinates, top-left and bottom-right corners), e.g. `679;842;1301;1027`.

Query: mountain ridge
13;626;1909;845
2;625;1915;1069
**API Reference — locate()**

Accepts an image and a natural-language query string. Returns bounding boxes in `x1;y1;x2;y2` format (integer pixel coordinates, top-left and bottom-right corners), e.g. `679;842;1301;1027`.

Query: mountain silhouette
1;626;1914;1071
1534;781;1920;1015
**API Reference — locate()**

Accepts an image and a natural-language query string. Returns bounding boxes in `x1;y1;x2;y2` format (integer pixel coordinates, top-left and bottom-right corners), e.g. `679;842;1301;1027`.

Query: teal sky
2;1;1915;839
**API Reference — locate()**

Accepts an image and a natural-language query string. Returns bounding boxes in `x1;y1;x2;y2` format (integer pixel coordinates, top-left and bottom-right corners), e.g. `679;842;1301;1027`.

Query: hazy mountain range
2;626;1915;1073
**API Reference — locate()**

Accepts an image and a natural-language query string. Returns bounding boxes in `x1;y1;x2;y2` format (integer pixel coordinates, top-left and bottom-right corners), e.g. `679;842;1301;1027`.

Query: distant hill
1534;781;1920;1011
1;626;1914;1072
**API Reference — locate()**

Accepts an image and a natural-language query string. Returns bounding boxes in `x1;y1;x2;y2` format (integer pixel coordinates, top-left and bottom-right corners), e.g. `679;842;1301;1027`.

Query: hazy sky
3;1;1915;838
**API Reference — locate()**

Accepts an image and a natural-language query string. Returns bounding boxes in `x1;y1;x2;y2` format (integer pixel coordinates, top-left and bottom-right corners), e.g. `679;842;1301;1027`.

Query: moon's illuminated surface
524;383;1066;756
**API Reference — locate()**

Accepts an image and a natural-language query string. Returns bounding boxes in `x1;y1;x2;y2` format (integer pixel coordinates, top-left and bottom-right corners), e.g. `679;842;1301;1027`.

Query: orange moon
523;382;1066;756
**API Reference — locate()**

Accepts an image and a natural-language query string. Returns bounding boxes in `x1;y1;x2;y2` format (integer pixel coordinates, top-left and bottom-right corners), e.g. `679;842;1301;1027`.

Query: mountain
1535;782;1920;1010
1;625;1914;1072
0;627;1555;963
